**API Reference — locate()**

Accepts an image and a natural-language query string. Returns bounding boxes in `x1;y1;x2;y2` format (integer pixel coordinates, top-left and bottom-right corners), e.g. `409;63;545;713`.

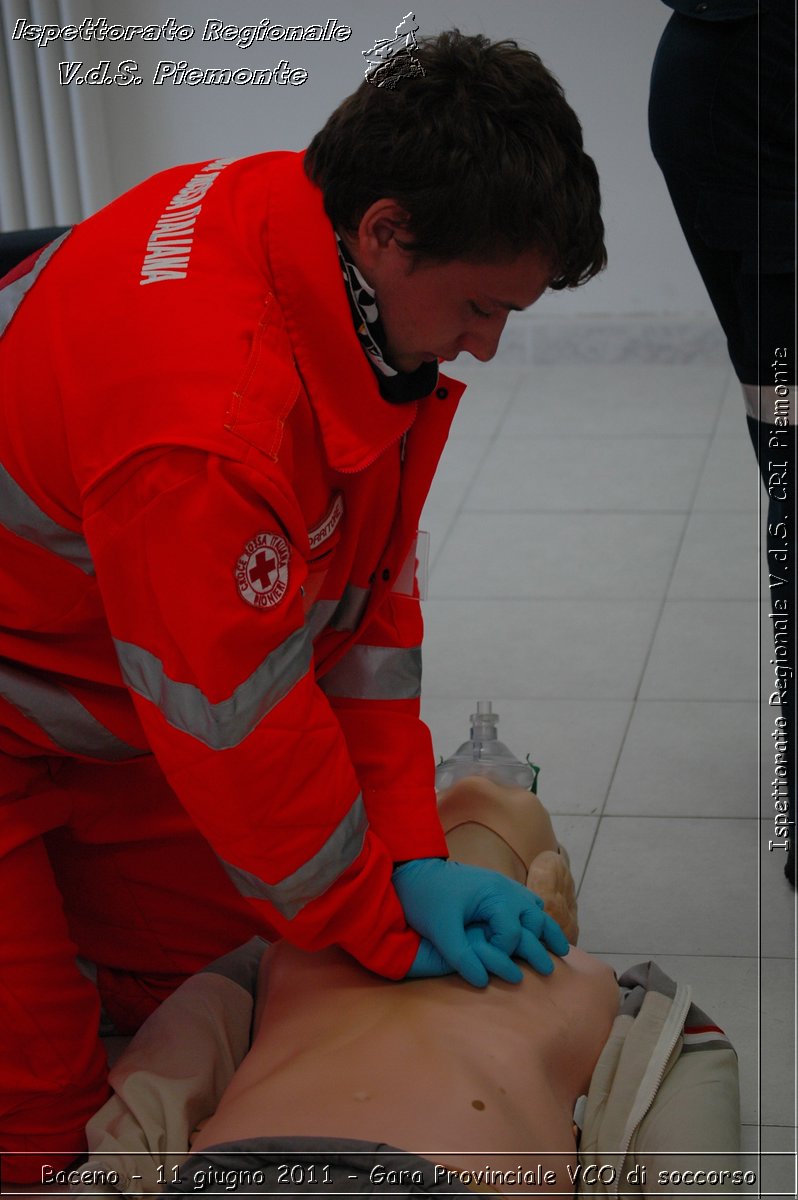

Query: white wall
11;0;715;318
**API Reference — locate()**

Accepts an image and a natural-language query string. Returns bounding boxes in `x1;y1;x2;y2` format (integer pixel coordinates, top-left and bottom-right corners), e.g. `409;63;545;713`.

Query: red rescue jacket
0;151;464;978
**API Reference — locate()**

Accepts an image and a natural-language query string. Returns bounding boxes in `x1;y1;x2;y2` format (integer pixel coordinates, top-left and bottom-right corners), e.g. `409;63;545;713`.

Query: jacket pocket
225;295;301;460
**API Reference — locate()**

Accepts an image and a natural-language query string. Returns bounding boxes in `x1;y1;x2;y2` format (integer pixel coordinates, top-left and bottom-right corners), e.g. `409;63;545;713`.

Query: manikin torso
191;939;618;1194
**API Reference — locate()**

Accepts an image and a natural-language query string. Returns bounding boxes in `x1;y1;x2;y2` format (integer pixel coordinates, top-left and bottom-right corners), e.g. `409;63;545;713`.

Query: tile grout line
574;366;735;895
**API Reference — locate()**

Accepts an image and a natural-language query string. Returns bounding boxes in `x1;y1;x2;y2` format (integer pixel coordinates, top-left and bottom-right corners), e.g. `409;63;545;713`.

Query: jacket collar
264;152;417;473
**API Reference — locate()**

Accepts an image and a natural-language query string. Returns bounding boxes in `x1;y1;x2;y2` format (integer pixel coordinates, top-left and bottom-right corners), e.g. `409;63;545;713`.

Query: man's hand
408;925;525;984
393;858;570;987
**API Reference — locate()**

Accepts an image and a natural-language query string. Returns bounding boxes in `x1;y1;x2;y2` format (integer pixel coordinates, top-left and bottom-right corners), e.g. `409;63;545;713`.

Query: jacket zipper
334;425;411;475
610;982;692;1197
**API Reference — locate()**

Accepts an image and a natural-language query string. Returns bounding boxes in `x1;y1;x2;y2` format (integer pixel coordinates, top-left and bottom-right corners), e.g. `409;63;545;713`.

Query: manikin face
344;200;552;372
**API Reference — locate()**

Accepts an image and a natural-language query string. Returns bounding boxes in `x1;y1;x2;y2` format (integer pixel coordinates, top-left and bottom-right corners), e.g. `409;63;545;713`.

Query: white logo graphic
235;532;290;609
362;12;424;88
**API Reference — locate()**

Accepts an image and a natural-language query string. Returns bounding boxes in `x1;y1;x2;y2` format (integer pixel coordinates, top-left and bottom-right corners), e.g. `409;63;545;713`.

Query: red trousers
0;754;258;1184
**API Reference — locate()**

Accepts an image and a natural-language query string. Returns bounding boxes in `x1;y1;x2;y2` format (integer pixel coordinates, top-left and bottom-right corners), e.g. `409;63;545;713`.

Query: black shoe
786;840;795;888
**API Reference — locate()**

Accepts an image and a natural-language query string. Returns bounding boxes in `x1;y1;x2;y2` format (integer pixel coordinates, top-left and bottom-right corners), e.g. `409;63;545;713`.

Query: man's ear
350;199;412;271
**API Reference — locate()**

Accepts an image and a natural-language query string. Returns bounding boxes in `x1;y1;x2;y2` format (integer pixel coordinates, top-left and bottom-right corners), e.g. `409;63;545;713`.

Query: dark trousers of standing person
649;3;796;883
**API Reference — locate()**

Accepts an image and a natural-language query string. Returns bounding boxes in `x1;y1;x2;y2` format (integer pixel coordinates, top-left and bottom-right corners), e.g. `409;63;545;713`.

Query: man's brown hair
305;30;606;288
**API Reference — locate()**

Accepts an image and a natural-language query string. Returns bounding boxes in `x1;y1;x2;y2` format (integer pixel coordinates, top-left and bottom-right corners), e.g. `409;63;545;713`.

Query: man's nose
458;312;510;362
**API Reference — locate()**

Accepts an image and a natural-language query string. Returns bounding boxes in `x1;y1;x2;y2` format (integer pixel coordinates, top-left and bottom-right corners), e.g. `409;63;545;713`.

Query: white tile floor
420;355;797;1196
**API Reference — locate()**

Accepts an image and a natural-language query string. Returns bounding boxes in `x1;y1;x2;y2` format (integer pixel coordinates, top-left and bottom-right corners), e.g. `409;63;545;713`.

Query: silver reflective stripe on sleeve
329;584;370;632
319;645;421;700
0;463;94;575
0;661;147;760
221;793;368;919
112;582;379;750
307;597;341;639
114;622;314;750
0;230;71;337
306;586;370;639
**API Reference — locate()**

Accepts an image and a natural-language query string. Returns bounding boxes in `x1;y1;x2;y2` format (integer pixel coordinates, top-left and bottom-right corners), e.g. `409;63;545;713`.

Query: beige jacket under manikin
577;960;741;1197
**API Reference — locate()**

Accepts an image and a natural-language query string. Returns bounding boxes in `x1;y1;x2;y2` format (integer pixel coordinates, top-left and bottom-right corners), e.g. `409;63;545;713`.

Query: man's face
378;250;551;372
348;205;551;372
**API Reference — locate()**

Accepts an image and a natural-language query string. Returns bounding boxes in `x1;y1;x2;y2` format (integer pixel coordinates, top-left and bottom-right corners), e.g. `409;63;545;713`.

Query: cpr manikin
183;776;611;1196
76;759;741;1198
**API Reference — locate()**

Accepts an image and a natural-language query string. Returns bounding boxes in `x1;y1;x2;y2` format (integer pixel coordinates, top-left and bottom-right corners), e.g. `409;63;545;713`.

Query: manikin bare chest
192;942;619;1193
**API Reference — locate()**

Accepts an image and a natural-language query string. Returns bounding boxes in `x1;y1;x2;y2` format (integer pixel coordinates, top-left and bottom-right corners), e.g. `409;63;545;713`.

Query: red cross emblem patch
235;532;290;609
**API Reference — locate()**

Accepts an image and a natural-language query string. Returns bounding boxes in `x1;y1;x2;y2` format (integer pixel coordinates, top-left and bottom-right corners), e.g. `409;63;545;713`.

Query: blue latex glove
409;924;526;985
394;858;570;987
